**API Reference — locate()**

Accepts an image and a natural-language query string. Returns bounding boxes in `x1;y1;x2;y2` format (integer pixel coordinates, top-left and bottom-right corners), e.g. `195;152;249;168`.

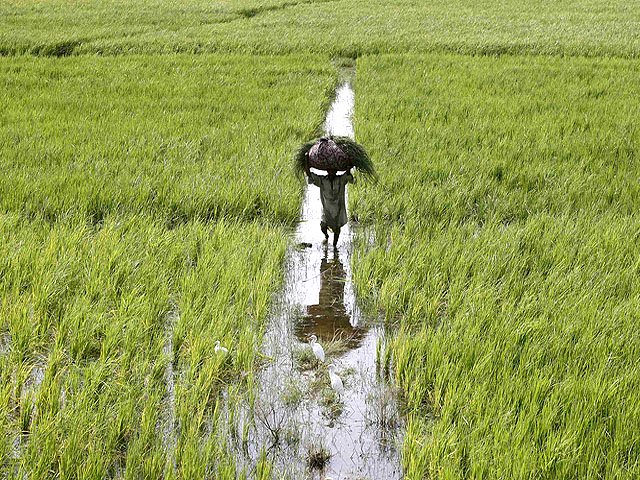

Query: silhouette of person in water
305;164;355;247
295;246;366;349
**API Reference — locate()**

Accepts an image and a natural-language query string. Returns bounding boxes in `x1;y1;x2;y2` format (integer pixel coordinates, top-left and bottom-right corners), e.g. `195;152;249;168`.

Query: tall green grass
1;0;639;58
0;55;334;478
0;0;308;56
0;54;335;226
352;54;640;479
0;213;288;478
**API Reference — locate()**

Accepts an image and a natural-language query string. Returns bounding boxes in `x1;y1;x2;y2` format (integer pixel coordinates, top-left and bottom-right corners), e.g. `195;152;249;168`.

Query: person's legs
333;227;340;247
320;222;328;240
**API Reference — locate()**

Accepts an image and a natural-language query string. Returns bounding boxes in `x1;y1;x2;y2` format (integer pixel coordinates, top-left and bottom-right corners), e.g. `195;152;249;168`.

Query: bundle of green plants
294;136;377;180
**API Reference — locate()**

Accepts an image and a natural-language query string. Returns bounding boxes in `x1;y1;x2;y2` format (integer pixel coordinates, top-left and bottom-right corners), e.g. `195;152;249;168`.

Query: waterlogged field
1;0;640;57
351;54;640;478
2;0;640;478
0;55;335;478
0;215;287;478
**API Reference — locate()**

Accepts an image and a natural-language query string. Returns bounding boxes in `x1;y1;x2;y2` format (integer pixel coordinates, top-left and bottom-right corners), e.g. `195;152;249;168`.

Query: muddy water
226;80;403;479
12;363;45;462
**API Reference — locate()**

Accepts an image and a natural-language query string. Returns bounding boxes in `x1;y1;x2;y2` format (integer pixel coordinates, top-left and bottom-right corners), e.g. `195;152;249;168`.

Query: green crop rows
2;0;640;478
352;54;640;479
2;0;640;57
0;55;334;226
0;55;335;478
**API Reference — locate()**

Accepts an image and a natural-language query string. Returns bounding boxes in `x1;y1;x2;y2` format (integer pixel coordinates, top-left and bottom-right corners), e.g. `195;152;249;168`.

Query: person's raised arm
345;168;355;184
307;170;322;187
304;156;316;185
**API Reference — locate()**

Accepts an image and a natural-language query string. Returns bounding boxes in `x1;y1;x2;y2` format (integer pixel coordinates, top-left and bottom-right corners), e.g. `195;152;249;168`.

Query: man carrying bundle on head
295;136;376;247
305;163;354;246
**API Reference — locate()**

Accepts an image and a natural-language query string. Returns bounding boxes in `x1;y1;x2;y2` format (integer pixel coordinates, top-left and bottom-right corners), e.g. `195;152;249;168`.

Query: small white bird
328;365;344;396
309;334;325;363
214;340;228;354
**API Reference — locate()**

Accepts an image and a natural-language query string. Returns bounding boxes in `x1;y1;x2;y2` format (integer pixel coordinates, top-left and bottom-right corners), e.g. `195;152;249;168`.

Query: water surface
227;79;404;479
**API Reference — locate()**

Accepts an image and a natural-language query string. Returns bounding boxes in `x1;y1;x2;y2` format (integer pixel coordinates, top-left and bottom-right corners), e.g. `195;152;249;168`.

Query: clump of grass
306;441;331;470
281;378;304;408
322;335;354;358
367;387;401;431
19;391;35;434
294;335;355;372
293;345;317;371
319;388;344;421
319;387;338;409
311;364;347;420
255;448;273;480
308;370;326;393
375;337;393;380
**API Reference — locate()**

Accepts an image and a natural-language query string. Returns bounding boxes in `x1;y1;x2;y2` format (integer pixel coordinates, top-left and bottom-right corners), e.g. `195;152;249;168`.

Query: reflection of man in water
305;165;355;247
295;247;366;348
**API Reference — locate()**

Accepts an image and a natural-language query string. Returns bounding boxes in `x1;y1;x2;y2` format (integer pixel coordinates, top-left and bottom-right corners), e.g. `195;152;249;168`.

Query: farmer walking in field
295;135;376;246
305;164;354;247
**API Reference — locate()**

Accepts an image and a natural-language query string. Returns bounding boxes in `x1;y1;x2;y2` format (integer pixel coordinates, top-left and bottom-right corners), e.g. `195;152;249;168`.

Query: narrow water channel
227;79;404;479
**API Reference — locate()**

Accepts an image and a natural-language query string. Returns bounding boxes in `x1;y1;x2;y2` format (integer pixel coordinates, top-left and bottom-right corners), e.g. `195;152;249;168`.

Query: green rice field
1;0;640;478
352;54;640;478
0;55;334;225
0;55;334;478
1;0;640;57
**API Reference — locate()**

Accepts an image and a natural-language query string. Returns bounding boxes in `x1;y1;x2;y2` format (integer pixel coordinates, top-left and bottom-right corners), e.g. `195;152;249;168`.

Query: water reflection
294;245;368;350
221;79;404;480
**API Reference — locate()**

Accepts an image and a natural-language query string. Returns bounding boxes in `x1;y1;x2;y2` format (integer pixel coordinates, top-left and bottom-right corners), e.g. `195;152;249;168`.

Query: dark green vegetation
351;54;640;478
0;55;335;478
1;0;639;58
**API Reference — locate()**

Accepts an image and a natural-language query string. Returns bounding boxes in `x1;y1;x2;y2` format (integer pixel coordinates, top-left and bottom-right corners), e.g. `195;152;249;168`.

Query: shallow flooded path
227;77;404;479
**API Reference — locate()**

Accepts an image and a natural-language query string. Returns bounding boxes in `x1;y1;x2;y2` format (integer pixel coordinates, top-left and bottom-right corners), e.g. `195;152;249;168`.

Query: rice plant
0;55;335;478
1;0;639;57
350;53;640;479
0;54;336;227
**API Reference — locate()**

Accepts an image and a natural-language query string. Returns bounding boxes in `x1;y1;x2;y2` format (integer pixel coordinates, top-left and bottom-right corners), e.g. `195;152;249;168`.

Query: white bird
328;365;344;396
214;340;228;354
309;334;325;363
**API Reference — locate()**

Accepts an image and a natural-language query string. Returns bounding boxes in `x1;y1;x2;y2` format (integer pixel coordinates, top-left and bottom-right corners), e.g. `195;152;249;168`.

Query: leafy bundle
294;136;377;181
